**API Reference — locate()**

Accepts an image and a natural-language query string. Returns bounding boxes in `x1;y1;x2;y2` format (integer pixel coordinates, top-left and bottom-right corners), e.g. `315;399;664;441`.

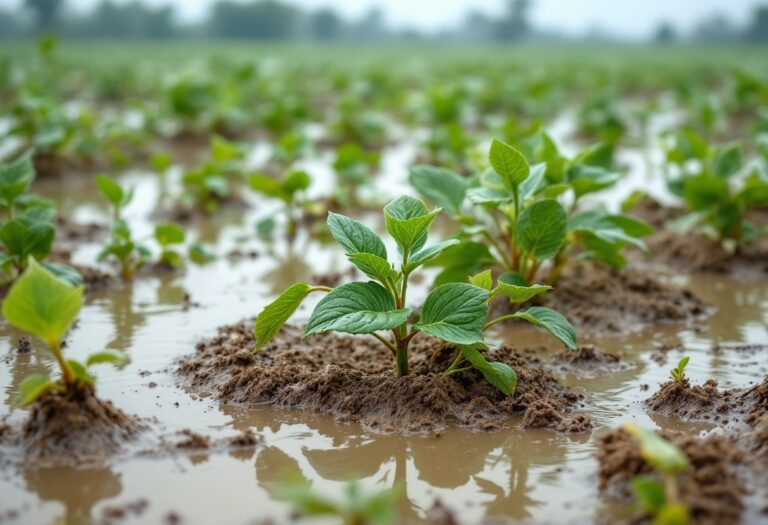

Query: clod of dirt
538;261;708;334
545;344;634;378
229;428;260;448
597;428;745;525
645;230;768;274
56;216;107;243
645;377;768;428
20;385;144;466
175;429;210;450
178;322;591;434
519;399;593;433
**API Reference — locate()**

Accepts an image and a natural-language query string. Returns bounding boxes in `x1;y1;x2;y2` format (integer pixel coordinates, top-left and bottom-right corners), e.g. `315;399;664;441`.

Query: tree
210;0;299;40
496;0;532;42
745;5;768;43
24;0;63;32
309;8;342;41
654;22;677;44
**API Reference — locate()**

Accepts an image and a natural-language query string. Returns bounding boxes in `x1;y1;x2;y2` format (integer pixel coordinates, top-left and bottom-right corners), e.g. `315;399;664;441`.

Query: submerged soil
177;322;592;434
537;261;708;334
2;385;144;467
537;345;634;378
597;427;745;525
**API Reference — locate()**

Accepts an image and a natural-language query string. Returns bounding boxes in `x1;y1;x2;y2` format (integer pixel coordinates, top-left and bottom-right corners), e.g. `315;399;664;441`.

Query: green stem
394;247;411;377
484;313;519;331
444;366;472;377
49;340;76;387
371;332;397;355
442;350;466;376
395;340;409;377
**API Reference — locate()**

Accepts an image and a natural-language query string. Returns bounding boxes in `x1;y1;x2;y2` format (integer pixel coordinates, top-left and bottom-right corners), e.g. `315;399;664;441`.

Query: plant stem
664;474;680;504
371;332;397;355
484;313;518;331
49;340;76;386
395;340;409;376
442;350;465;376
394;247;411;377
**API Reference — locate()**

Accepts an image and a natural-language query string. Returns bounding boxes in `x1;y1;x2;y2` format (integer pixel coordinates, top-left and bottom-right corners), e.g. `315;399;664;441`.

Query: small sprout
249;170;311;241
154;222;186;269
254;196;576;395
2;259;128;405
96;174;134;221
670;357;689;385
188;243;216;264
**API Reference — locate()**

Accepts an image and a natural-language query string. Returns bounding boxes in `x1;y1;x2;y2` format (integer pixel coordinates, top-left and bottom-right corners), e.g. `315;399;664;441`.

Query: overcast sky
4;0;760;38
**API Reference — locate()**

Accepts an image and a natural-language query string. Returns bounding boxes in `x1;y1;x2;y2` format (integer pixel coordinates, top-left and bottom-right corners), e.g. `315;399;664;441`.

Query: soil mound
178;322;591;434
539;261;707;333
544;344;633;378
597;428;745;525
19;385;144;466
645;231;768;274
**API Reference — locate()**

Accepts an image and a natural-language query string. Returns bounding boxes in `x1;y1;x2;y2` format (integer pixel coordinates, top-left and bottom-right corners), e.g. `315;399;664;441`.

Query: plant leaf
86;350;130;367
414;283;489;345
254;283;314;350
282;170;311;195
96;175;128;207
493;277;551;303
631;476;667;514
0;150;35;208
2;258;83;346
68;359;95;385
305;282;409;337
347;252;396;283
515;199;567;261
468;269;493;291
510;306;576;350
17;374;56;406
489;138;529;188
405;239;460;273
383;196;439;252
154;222;185;246
327;212;387;259
683;174;730;211
624;423;689;475
408;165;468;215
460;345;517;396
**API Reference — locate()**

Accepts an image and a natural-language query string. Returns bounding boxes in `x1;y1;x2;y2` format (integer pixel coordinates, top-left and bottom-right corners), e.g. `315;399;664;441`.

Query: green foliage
410;138;651;285
255;196;577;393
154;222;186;269
2;259;127;404
670;356;689;384
180;136;244;214
250;169;312;240
332;143;380;205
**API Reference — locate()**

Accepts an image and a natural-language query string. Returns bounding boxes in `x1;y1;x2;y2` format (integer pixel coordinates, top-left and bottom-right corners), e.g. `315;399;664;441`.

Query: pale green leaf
489;138;529;188
255;283;314;350
510;306;576;350
327;212;387;259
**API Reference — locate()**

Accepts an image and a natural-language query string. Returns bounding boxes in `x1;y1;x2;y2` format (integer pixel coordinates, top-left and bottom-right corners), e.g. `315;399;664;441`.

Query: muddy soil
178;322;592;434
645;377;768;429
48;248;116;292
1;385;144;467
597;427;745;525
535;261;708;334
532;344;634;378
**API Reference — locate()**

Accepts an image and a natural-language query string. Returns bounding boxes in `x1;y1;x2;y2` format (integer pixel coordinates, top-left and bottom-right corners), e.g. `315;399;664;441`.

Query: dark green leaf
327;212;387;259
414;283;489;345
409;165;468;215
510;306;577;350
515;199;567;261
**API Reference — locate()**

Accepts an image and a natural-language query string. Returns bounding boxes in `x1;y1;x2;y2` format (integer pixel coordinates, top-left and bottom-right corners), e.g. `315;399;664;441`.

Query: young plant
249;170;311;241
410;138;652;285
180;136;244;214
332;143;380;207
0;151;80;285
624;423;690;525
2;259;128;405
154;222;186;269
254;196;576;394
670;357;689;385
277;477;398;525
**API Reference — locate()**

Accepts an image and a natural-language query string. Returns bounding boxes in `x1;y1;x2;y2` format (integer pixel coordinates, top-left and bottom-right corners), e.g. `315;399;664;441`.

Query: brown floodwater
1;138;767;525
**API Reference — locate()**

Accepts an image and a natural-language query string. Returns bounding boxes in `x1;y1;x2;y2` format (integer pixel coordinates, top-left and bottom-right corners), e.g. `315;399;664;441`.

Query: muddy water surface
1;150;767;524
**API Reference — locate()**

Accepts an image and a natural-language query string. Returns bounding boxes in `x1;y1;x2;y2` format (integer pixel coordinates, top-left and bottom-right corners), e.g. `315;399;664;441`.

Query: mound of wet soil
178;322;592;434
597;428;745;525
538;261;707;334
541;345;634;378
17;385;144;466
645;377;768;428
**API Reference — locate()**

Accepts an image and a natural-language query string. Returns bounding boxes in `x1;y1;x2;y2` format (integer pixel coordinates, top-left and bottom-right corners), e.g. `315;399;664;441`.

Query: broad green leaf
95;175;126;207
683;174;730;211
211;135;241;164
519;162;547;201
468;269;493;291
155;223;185;246
510;306;577;350
383;196;439;252
515;199;567;261
624;423;689;475
570;211;648;250
460;345;517;396
568;165;621;199
414;283;489;345
17;374;56;406
0;150;35;208
493;279;551;303
249;174;286;200
631;476;667;514
606;214;654;238
347;252;395;283
86;350;129;367
149;152;173;173
305;282;409;337
327;212;387;259
42;262;83;287
408;165;468;215
405;239;460;273
282;170;311;195
254;283;314;350
489;139;529;188
2;258;83;346
0;219;55;262
712;143;742;179
68;359;95;385
466;187;512;205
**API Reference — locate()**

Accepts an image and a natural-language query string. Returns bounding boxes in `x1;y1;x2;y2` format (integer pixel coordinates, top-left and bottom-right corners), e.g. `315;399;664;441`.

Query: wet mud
178;322;592;434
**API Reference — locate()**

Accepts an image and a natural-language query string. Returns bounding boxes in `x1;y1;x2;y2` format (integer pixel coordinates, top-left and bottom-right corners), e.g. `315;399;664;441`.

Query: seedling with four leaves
254;196;576;395
2;259;128;405
669;357;689;385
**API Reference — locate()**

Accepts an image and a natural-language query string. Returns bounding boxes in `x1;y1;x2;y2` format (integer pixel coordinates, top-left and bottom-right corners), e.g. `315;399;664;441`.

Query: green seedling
2;259;128;405
181;136;244;214
332;143;380;206
154;222;186;269
254;196;576;393
624;423;690;525
277;476;398;525
0;152;80;285
249;170;311;241
410;138;652;285
670;357;689;385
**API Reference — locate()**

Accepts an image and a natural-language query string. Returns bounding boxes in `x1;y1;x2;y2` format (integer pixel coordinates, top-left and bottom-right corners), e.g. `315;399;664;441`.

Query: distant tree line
1;0;767;44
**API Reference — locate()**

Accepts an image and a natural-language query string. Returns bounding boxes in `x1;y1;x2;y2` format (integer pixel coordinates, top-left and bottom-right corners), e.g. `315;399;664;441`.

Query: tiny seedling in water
2;259;128;405
254;196;576;395
670;357;689;385
624;423;690;525
276;476;398;525
249;169;311;242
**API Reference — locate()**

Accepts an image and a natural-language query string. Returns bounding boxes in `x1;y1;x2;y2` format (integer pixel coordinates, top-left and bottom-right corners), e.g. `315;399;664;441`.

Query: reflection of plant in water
23;465;122;525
